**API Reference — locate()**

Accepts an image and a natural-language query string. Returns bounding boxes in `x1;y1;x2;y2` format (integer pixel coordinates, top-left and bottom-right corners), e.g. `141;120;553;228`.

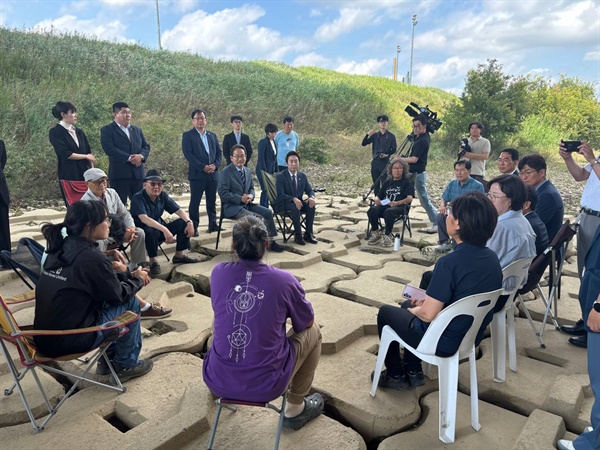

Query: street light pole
396;45;401;81
155;0;162;50
409;14;418;84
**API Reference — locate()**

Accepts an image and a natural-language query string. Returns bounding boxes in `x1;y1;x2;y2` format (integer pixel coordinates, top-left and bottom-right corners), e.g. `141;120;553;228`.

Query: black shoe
173;254;199;264
294;234;306;245
304;233;318;244
371;369;410;390
282;393;324;431
568;335;587;349
407;369;425;387
150;262;161;275
115;359;154;383
269;241;285;252
193;231;199;237
207;225;224;233
560;319;586;336
96;356;111;376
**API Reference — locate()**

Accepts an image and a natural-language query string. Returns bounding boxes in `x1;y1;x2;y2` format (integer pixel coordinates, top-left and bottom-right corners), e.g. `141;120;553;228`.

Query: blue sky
1;0;598;95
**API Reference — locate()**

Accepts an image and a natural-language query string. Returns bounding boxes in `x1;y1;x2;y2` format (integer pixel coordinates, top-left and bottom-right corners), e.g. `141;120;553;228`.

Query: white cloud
162;5;308;60
310;8;322;17
584;51;600;61
101;0;139;5
167;0;199;13
335;58;388;76
414;56;480;88
292;52;331;67
314;8;375;42
32;14;133;43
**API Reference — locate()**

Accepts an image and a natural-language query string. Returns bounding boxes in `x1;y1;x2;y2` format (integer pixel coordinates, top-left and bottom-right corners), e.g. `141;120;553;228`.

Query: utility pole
409;14;418;84
395;45;401;81
155;0;162;50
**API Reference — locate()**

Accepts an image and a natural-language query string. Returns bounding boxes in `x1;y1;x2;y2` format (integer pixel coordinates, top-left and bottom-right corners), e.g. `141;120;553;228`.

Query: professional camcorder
404;102;443;134
458;138;471;159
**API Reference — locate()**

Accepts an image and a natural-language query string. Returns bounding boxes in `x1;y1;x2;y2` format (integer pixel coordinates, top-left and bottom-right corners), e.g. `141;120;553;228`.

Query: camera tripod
362;133;414;202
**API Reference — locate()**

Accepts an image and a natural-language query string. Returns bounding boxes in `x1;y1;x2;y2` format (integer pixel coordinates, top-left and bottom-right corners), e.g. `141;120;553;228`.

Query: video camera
404;102;443;134
458;138;470;159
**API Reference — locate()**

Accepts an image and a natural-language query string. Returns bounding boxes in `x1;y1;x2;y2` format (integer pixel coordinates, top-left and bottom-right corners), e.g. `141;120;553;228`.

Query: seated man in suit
497;148;520;175
275;151;318;245
130;170;199;275
222;115;252;166
218;145;284;252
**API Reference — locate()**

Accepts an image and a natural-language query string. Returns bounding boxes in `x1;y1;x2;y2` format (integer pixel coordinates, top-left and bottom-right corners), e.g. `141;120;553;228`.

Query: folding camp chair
365;200;412;245
261;172;306;243
59;180;88;207
516;220;578;348
0;293;139;432
214;207;236;250
0;238;45;290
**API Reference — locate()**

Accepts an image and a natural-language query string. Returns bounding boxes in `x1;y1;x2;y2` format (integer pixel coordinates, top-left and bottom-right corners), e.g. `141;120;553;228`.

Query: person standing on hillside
0;139;10;263
362;115;397;198
275;116;299;172
461;122;490;188
100;102;151;205
182;108;222;235
223;115;253;166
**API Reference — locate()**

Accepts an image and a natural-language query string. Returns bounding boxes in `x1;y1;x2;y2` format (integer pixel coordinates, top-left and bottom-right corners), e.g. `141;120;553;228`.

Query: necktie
236;133;241;144
240;169;246;186
292;174;298;198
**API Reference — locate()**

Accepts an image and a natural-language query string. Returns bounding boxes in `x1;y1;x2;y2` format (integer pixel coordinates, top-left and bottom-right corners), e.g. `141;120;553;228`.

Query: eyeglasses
232;154;246;159
519;169;538;178
445;205;452;217
104;217;112;225
92;178;108;186
148;181;163;187
487;192;507;201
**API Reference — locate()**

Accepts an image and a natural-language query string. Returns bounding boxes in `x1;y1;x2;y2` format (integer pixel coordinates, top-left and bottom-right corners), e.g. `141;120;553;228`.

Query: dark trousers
436;213;450;243
189;178;218;230
367;204;408;235
140;219;189;258
370;158;389;197
280;201;315;235
0;197;10;253
233;204;278;237
110;179;143;206
377;302;425;374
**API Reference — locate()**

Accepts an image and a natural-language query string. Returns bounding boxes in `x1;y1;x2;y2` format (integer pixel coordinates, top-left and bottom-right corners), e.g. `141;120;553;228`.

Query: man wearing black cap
130;170;199;275
362;115;397;197
222;115;253;166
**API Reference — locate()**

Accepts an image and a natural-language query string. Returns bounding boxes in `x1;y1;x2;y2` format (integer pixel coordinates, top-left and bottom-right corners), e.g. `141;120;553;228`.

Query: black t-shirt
408;132;430;174
376;178;415;202
362;131;397;159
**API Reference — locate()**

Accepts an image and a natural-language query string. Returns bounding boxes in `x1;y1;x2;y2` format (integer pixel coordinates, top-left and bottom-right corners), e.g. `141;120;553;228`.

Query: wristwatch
591;160;599;168
593;301;600;313
186;220;192;224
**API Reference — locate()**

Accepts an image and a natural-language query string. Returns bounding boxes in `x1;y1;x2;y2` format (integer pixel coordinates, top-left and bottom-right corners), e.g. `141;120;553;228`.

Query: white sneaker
368;233;382;245
382;235;393;247
557;439;575;450
435;242;452;253
424;225;438;234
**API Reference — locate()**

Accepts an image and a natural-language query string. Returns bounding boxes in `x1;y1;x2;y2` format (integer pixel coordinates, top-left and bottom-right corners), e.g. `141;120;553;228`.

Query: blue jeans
92;296;141;370
413;172;437;223
573;332;600;449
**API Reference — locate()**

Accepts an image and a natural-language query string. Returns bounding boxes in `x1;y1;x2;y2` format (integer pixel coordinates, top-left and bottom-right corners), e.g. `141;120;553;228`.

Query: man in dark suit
182;108;222;235
222;115;252;166
498;148;520;176
523;185;549;257
518;154;564;242
218;145;284;252
0;140;10;260
275;151;317;245
100;102;151;205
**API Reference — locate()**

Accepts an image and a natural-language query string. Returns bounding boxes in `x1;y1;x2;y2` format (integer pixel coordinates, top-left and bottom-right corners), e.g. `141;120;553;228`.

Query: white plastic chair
370;289;502;444
490;257;534;383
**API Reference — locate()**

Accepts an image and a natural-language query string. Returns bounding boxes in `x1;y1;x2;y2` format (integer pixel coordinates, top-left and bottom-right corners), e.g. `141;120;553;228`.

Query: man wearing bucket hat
130;170;199;275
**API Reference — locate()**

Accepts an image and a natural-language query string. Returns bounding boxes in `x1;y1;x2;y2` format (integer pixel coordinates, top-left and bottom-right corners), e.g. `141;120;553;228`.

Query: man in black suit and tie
222;115;253;166
100;102;151;205
275;151;317;245
0;140;10;260
182;108;222;235
218;145;284;252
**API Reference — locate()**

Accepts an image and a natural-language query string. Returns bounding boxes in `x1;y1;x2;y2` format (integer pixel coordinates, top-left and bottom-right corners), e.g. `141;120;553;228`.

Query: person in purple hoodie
203;215;324;430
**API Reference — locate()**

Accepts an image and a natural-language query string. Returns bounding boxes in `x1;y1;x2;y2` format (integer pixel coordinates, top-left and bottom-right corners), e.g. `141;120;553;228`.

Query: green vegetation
0;29;597;204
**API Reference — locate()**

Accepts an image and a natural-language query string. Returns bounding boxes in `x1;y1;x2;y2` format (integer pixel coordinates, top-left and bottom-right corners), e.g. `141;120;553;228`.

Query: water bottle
394;234;400;251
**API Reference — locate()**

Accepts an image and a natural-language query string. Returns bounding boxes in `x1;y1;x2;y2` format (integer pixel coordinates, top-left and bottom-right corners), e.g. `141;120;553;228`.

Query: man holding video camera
459;121;490;189
557;141;600;347
362;115;397;197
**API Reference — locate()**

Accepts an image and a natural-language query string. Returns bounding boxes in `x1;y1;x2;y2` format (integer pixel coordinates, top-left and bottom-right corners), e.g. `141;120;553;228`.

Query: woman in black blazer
49;101;96;180
256;123;278;207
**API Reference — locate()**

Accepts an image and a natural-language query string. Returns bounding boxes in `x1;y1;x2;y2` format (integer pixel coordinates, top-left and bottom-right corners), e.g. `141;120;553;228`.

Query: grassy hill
0;28;456;203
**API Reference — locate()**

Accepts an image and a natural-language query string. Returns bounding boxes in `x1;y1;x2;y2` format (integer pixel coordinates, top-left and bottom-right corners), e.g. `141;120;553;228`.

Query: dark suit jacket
275;170;315;212
525;211;549;257
49;124;92;180
218;163;255;218
535;179;564;242
0;140;9;205
223;132;252;166
256;137;277;182
182;128;222;181
100;121;150;181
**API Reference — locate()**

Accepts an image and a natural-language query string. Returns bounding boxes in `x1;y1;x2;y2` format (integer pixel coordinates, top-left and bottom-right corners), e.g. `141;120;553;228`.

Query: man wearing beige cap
81;168;148;269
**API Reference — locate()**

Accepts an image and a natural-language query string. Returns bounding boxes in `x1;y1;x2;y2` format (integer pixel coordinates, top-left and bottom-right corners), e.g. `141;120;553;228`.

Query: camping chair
516;220;578;348
490;257;534;383
370;288;503;444
59;180;88;207
208;390;288;450
261;172;306;243
0;293;139;432
214;206;236;250
365;200;412;246
0;238;45;290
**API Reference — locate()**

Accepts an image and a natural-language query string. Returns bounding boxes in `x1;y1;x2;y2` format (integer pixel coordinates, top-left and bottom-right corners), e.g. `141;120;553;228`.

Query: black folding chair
261;172;306;243
0;238;44;290
365;200;412;245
